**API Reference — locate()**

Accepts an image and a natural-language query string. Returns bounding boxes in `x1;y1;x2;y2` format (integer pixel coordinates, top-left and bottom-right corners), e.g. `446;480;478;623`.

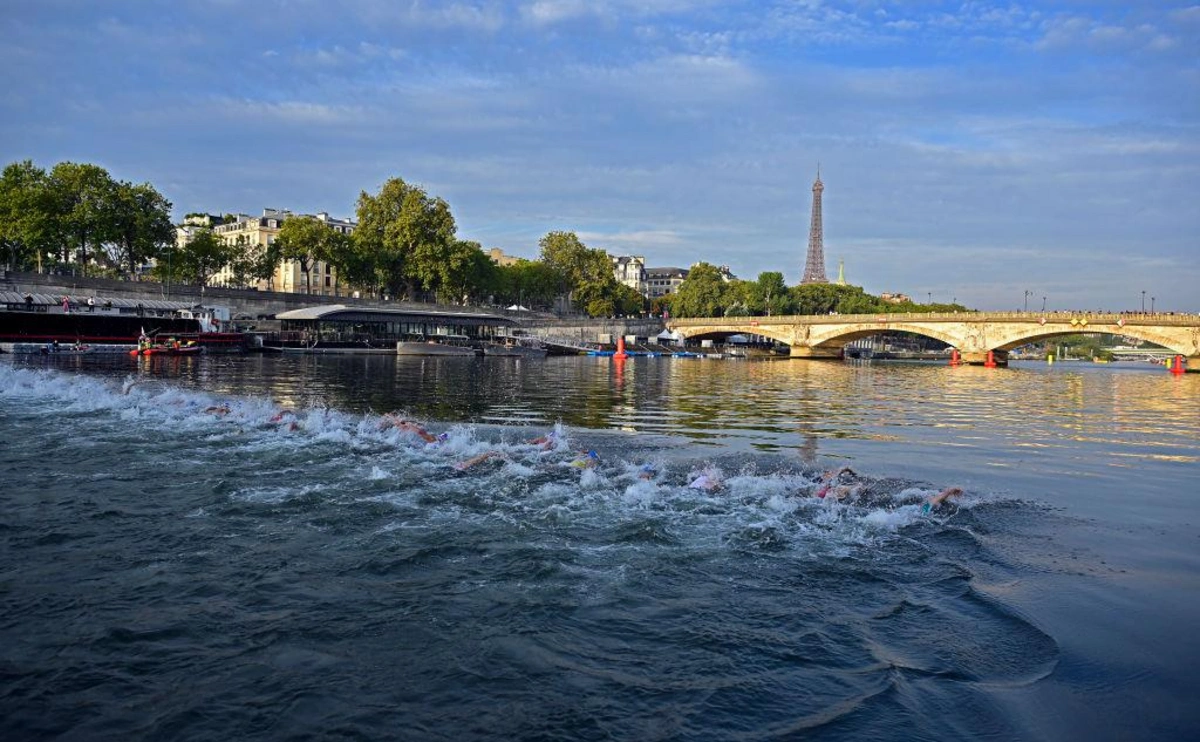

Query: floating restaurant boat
482;335;548;358
0;291;245;354
266;304;512;355
396;335;480;356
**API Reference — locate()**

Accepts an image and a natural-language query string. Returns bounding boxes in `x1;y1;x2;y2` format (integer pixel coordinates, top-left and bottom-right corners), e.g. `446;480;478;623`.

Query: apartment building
645;266;688;297
205;208;355;295
611;255;646;295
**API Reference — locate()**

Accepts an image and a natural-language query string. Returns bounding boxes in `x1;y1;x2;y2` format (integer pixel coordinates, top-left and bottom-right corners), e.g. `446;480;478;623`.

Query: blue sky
3;1;1197;311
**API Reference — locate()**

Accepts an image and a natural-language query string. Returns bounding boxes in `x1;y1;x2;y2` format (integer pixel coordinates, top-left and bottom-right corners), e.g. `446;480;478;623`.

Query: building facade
611;255;646;295
645;266;689;298
487;248;521;267
204;208;355;295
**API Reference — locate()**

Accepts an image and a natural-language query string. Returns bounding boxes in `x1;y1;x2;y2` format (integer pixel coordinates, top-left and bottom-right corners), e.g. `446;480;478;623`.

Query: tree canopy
353;177;457;300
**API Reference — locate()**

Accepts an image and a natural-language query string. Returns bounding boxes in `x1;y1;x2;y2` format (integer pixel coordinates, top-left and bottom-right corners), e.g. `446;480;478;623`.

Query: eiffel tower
801;168;827;284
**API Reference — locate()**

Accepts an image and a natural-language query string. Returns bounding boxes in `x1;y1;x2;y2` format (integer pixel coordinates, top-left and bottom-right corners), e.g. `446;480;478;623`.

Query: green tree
750;272;790;316
48;162;117;276
275;215;338;294
175;227;232;288
614;283;646;316
436;239;495;305
538;231;587;295
671;262;728;317
354;177;456;300
495;259;561;308
243;235;284;291
108;181;174;275
0;160;54;271
225;235;258;288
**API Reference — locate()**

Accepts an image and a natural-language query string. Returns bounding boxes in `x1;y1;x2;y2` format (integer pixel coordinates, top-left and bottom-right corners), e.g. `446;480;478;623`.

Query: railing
668;311;1200;327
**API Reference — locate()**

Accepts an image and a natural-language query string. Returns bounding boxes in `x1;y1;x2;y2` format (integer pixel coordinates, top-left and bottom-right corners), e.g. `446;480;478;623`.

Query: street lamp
1141;290;1146;313
1024;289;1032;312
164;244;173;301
1151;296;1156;313
1042;296;1046;312
927;291;932;305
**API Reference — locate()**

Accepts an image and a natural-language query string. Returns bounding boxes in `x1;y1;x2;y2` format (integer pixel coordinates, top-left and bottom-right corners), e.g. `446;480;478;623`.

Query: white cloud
213;98;367;125
577;229;685;249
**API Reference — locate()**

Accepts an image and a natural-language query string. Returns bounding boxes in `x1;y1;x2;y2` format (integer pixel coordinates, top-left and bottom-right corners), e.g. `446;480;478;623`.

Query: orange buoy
984;350;997;368
614;336;628;360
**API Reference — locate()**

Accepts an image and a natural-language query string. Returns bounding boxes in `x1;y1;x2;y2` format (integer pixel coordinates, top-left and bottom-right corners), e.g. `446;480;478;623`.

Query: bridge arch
806;323;961;351
988;326;1194;356
673;324;798;347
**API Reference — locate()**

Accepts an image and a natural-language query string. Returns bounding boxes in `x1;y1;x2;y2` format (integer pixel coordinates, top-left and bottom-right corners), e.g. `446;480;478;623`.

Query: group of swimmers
124;387;968;512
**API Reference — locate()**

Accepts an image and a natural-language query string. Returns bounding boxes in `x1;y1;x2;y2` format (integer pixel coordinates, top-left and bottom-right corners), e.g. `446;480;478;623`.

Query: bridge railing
667;311;1199;327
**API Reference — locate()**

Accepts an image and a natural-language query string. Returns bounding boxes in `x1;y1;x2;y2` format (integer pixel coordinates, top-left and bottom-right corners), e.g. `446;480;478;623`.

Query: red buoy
614;336;628;360
1170;355;1185;375
949;348;961;366
984;350;997;368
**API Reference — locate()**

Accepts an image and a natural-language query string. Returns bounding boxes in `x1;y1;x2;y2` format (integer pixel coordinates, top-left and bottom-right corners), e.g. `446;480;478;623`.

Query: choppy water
2;355;1198;741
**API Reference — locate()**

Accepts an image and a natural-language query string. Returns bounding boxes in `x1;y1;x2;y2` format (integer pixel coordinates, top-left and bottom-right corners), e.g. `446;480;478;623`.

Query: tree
437;240;494;305
614;283;646;316
751;271;791;316
275;215;340;294
225;235;259;289
495;259;561;308
48;162;117;276
250;235;283;291
354;177;456;300
0;160;54;271
175;227;232;288
538;231;588;294
107;181;174;275
671;262;728;317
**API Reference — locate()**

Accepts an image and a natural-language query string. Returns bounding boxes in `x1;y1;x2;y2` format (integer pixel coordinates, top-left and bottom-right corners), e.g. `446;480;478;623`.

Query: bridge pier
789;346;843;360
961;350;1009;367
1185;357;1200;373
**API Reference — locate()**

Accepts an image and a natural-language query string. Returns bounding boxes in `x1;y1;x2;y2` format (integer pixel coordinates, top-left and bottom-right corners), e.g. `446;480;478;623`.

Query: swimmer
637;463;658;480
121;379;141;395
269;409;301;431
569;450;600;469
204;404;232;415
814;465;861;500
688;472;722;491
922;487;963;513
454;451;503;471
379;413;439;443
821;465;857;482
529;430;559;450
814;482;859;500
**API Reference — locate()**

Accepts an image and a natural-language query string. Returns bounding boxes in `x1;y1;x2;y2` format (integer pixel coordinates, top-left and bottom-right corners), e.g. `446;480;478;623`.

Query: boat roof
0;291;208;312
274;304;513;326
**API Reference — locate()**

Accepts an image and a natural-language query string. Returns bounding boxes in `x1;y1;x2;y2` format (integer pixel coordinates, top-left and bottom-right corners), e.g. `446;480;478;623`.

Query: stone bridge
667;312;1200;369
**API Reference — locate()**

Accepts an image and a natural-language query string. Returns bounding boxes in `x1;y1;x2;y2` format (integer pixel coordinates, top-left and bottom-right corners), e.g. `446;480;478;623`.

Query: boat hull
483;344;548;359
395;341;478;356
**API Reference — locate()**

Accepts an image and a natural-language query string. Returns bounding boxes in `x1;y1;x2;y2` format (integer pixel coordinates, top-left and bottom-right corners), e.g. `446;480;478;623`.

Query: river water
2;354;1197;741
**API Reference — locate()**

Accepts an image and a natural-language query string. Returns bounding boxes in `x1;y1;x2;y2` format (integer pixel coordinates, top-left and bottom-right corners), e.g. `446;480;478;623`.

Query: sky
2;1;1197;312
